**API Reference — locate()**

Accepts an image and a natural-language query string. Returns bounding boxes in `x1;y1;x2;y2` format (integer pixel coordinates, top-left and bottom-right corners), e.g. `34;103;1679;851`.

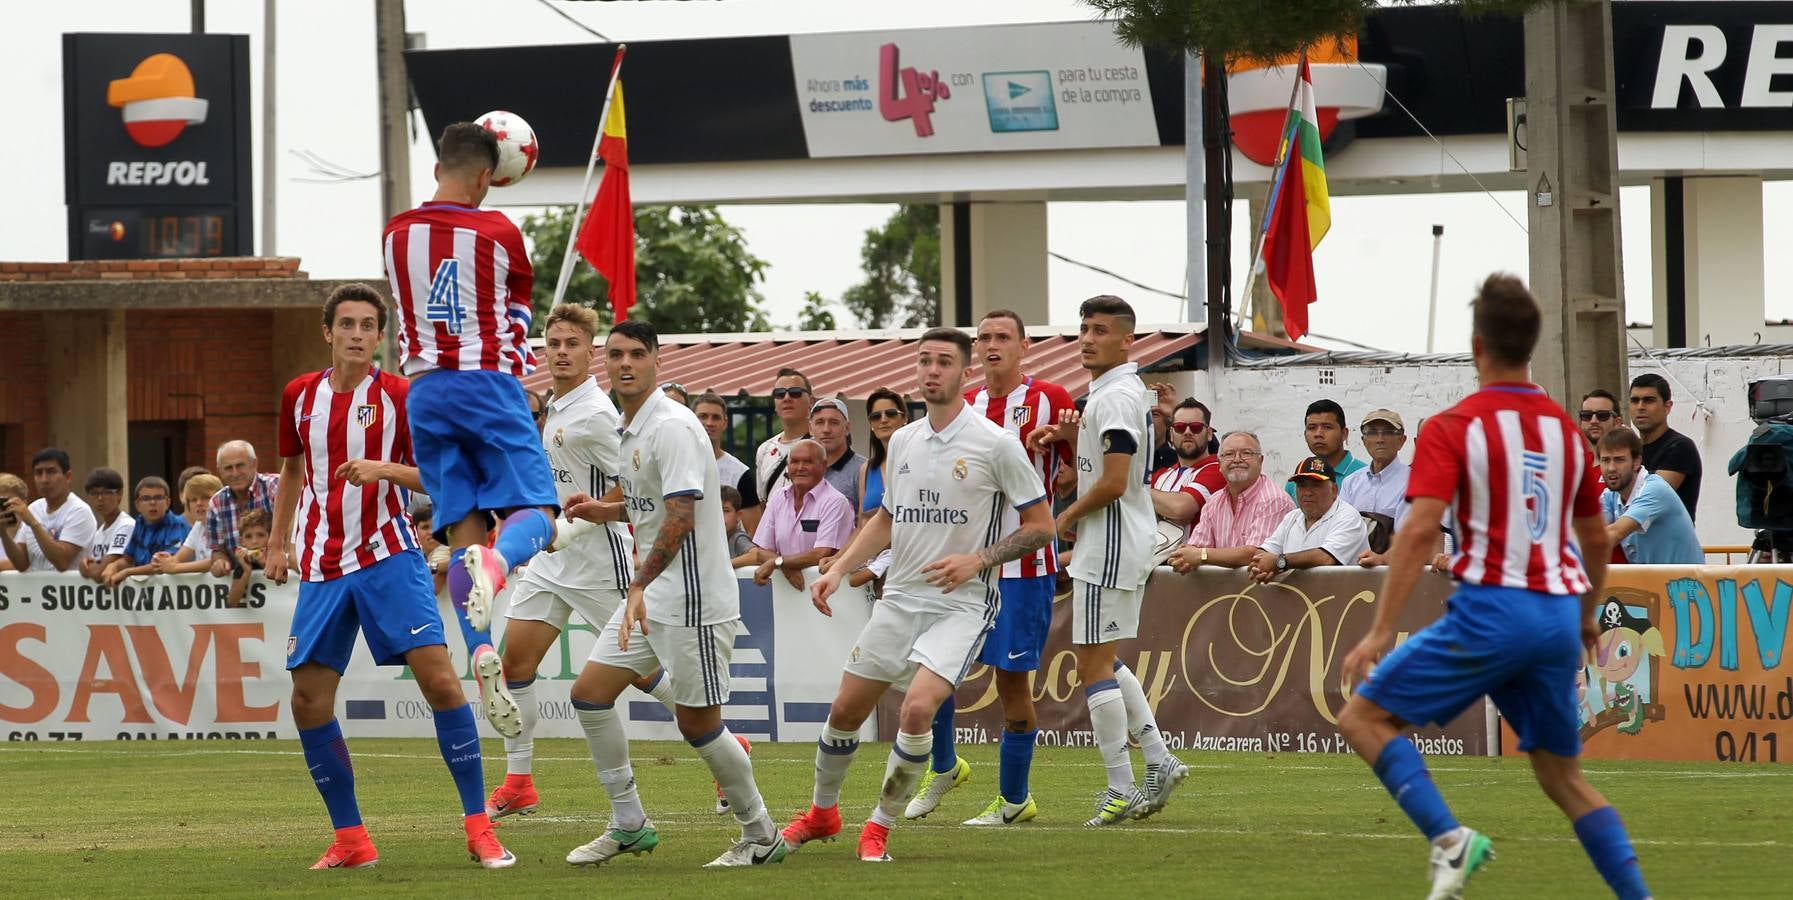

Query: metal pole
553;45;628;310
1184;52;1205;325
375;0;411;370
1201;54;1231;367
1426;224;1444;352
261;0;277;256
191;0;204;32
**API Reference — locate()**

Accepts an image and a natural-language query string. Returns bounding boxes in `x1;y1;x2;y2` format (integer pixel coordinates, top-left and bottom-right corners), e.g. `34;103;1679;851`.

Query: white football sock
642;669;677;713
1115;663;1173;765
694;726;768;834
1087;685;1135;793
577;704;643;830
813;725;860;809
504;677;538;775
871;730;932;827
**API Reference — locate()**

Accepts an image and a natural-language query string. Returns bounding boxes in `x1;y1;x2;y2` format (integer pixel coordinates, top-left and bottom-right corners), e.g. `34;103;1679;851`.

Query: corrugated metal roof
519;328;1222;400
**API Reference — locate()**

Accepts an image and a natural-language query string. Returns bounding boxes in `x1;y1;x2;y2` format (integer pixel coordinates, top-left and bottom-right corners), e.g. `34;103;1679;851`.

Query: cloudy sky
12;0;1789;353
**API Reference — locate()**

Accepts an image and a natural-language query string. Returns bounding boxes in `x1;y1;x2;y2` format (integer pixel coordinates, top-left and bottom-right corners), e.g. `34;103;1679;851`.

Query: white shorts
507;568;623;632
587;607;740;708
1071;578;1142;645
842;588;995;689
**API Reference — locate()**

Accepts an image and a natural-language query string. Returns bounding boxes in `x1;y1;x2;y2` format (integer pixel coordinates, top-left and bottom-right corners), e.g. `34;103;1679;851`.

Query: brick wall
125;309;279;476
0;257;303;282
0;312;49;475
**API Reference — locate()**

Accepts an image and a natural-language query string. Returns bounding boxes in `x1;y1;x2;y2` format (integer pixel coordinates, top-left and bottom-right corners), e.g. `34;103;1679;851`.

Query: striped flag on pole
1261;56;1331;342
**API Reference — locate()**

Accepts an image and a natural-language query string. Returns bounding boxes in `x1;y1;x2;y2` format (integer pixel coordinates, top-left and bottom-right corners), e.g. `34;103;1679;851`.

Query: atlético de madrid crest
1011;406;1031;427
355;404;376;428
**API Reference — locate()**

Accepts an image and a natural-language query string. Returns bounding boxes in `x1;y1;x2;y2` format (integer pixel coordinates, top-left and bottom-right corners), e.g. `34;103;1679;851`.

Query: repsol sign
1615;3;1793;131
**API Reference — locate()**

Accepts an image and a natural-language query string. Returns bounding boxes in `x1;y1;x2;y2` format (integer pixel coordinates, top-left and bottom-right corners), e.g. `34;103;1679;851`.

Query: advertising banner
1506;566;1793;763
789;22;1160;159
0;570;875;744
893;567;1487;757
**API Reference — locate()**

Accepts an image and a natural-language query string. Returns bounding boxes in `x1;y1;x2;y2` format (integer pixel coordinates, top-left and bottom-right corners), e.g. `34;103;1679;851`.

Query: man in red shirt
1339;274;1649;900
266;283;513;870
1147;397;1226;538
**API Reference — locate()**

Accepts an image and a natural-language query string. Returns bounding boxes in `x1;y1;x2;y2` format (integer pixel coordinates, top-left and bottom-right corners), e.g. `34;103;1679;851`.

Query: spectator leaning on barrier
1578;389;1623;449
79;467;135;582
1628;373;1702;522
1251;456;1370;583
5;448;98;573
207;439;280;576
105;477;188;586
226;508;272;608
1597;428;1703;565
1147;397;1225;536
1168;430;1294;572
720;485;755;557
1339;409;1411;566
732;438;855;589
809;396;867;510
158;473;224;575
175;464;212;518
0;472;32;571
1287;399;1367;500
751;367;814;511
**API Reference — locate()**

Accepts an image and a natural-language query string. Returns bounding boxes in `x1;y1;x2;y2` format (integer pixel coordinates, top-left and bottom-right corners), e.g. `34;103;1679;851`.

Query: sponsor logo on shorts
1104;621;1120;634
286;635;296;657
1007;650;1027;660
849;645;861;663
410;624;430;635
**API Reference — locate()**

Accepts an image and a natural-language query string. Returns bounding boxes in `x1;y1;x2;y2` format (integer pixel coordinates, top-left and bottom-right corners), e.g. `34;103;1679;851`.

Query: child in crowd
226;509;271;607
105;476;189;586
722;485;754;557
155;473;225;575
79;468;135;582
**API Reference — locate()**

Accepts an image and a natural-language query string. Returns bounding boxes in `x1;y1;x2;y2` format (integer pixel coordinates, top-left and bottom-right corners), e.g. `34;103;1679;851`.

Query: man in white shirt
3;448;96;573
692;392;755;530
486;305;676;823
748;368;813;514
78;467;135;581
1251;456;1371;581
778;327;1053;863
561;319;785;869
1029;295;1188;826
1338;408;1410;565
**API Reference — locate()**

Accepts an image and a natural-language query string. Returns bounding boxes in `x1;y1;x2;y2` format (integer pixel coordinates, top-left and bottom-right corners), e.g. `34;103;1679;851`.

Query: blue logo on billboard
983;70;1058;133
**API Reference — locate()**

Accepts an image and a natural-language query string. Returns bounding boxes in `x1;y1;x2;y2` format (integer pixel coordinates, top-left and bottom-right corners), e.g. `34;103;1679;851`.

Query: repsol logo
1652;24;1793;109
105;160;212;186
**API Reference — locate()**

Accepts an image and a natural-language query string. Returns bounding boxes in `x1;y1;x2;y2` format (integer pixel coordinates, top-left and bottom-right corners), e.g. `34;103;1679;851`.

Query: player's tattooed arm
976;525;1051;570
633;495;695;589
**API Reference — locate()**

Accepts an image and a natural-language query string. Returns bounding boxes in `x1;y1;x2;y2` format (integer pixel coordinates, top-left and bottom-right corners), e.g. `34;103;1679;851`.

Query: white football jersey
617;389;739;626
90;513;135;562
529;377;634;591
1067;362;1157;589
881;402;1047;611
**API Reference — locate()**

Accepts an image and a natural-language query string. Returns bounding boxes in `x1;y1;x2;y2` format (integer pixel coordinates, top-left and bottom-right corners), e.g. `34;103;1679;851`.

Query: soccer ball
477;110;539;187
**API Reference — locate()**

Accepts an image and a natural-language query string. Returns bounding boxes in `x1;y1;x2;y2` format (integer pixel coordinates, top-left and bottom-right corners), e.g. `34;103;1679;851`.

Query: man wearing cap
810;397;867;510
1250;456;1370;582
1340;409;1411;566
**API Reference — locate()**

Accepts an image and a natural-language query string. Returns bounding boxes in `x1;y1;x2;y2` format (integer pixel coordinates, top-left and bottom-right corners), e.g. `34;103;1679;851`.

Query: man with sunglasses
1147;397;1225;534
1578;389;1623;448
748;368;814;515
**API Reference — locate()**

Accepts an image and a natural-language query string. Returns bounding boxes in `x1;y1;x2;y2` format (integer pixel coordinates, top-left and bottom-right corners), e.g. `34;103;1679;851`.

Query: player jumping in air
906;309;1075;826
1339;274;1650;900
484;304;678;821
1028;295;1189;827
382;122;574;739
266;283;514;870
781;327;1055;862
559;320;787;869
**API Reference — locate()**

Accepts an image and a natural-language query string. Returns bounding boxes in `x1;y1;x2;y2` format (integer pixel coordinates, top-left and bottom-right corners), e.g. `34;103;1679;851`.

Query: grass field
0;738;1785;898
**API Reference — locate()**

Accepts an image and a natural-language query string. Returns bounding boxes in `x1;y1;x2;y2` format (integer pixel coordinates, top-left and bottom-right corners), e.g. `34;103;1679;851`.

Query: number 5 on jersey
425;259;466;335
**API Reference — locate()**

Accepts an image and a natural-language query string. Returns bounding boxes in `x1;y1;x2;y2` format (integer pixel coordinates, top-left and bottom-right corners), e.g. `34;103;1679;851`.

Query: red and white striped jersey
382;202;536;377
967;376;1075;578
1406;383;1602;595
278;369;421;582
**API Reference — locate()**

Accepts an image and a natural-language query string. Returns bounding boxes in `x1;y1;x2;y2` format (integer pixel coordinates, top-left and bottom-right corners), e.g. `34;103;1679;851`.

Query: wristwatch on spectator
773;555;785;570
1275;554;1288;571
1199;547;1209;564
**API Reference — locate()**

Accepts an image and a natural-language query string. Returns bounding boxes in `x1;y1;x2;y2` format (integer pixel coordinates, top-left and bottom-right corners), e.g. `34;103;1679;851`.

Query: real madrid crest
952;458;968;480
632;448;641;470
553;427;565;448
1102;433;1112;451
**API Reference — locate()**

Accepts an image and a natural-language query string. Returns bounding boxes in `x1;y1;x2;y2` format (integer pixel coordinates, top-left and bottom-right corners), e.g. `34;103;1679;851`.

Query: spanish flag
1261;56;1331;343
575;80;635;322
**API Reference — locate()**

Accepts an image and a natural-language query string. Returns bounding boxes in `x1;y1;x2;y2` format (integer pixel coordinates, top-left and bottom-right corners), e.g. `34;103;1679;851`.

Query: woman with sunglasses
858;389;911;527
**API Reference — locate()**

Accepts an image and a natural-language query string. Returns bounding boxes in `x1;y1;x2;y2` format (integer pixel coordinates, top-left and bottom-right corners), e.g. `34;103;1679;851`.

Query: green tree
795;291;837;331
521;204;772;335
1081;0;1547;61
842;203;941;329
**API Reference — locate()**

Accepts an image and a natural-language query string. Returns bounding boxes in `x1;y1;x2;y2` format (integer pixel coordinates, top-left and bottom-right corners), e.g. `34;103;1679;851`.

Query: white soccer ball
477;110;539;187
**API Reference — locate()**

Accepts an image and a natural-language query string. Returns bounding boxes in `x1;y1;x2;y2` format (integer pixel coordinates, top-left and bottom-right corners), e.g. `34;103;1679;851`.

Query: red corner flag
574;80;634;321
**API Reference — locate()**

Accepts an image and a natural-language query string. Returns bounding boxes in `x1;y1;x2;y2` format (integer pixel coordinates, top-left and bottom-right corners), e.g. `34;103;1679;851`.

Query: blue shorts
977;574;1055;672
1356;583;1583;757
408;368;558;541
286;551;447;672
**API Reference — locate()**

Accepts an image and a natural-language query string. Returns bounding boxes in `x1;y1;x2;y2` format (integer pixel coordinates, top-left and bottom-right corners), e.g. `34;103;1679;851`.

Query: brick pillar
43;309;128;482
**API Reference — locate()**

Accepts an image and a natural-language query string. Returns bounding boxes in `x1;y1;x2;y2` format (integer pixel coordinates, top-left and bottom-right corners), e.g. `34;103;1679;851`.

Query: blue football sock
1574;806;1650;900
444;547;493;651
930;694;958;773
433;703;487;817
494;508;554;571
999;727;1037;804
299;719;362;829
1371;736;1458;841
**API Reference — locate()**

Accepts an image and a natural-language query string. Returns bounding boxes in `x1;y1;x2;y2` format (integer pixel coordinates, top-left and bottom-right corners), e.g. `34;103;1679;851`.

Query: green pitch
1;739;1784;897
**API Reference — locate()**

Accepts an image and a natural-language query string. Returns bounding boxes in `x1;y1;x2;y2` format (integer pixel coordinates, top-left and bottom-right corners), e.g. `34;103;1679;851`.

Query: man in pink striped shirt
1167;430;1293;572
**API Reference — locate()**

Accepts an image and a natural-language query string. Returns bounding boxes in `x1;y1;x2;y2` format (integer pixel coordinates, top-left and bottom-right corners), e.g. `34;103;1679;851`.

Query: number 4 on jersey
425;259;466;335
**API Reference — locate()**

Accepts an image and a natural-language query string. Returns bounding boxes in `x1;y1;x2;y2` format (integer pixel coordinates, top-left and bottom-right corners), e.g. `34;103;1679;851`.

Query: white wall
1148;352;1793;548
